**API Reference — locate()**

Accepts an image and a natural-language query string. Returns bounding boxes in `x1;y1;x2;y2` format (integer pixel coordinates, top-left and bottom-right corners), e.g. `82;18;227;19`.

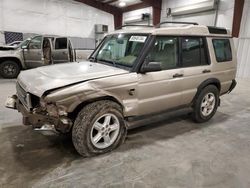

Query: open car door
23;36;44;68
52;37;70;64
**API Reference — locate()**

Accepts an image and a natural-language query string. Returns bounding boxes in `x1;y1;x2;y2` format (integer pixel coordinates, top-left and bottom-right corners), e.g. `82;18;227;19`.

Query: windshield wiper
97;58;117;67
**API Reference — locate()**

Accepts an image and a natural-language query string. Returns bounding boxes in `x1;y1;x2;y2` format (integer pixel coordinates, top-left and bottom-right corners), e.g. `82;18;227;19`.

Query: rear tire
0;60;20;78
192;85;219;123
72;100;127;157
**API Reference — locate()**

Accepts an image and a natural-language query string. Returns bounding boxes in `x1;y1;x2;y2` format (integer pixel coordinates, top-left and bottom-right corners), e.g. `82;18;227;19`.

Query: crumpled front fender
44;73;139;117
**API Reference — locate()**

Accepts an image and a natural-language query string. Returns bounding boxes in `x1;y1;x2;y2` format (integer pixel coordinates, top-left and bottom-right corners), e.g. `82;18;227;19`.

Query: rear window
212;39;232;62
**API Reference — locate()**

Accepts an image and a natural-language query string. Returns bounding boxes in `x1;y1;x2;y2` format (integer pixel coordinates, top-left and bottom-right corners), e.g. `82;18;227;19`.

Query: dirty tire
192;85;219;123
0;60;20;78
72;100;127;157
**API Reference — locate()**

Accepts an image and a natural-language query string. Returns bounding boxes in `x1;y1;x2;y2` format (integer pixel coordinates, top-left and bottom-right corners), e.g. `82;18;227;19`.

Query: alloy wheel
3;64;17;76
200;92;216;117
90;113;120;149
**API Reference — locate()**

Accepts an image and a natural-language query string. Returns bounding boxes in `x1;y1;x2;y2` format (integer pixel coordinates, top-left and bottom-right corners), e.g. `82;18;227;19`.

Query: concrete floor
0;79;250;188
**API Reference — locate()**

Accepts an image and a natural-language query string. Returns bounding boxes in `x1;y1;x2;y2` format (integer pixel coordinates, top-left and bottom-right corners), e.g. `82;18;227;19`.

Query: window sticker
129;36;147;43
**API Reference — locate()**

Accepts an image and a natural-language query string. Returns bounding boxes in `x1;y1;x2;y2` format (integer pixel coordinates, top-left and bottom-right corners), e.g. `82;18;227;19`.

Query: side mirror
21;45;28;49
141;62;162;73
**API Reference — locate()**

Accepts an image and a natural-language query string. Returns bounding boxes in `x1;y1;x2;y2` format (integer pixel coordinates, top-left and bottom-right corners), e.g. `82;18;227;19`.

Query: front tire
192;85;219;123
72;100;127;157
0;60;20;78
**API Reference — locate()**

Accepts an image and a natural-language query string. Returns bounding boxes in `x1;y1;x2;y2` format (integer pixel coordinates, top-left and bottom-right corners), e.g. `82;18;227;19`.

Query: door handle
173;73;184;78
62;51;67;55
202;69;211;73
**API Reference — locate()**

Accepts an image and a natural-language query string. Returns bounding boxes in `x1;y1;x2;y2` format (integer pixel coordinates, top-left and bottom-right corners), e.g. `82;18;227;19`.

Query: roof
108;24;232;37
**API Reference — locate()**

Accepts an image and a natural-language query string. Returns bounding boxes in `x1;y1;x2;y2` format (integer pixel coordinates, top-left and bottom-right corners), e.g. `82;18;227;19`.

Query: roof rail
156;21;198;28
116;24;154;30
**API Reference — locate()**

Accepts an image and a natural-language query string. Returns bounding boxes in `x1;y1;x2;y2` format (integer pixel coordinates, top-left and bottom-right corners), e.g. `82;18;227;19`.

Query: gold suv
6;22;237;156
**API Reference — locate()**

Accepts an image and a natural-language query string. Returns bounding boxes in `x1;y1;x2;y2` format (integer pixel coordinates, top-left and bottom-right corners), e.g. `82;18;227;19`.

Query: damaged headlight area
26;98;73;133
40;98;68;117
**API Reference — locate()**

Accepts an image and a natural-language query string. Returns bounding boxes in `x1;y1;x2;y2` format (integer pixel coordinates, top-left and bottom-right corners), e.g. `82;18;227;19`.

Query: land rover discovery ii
6;22;237;156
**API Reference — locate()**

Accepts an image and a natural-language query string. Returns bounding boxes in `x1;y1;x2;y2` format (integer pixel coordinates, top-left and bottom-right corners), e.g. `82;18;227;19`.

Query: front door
23;36;44;68
137;36;183;116
52;37;70;64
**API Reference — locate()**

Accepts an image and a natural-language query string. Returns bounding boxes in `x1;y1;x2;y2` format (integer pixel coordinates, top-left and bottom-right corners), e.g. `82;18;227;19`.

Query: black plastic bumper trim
228;79;237;93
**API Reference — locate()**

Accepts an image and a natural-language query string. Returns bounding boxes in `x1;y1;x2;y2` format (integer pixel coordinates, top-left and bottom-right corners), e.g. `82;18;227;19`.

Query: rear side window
212;39;232;62
181;37;209;67
55;38;67;49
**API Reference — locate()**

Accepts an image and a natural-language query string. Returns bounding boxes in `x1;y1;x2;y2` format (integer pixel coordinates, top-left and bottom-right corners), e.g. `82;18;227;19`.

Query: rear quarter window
212;39;232;62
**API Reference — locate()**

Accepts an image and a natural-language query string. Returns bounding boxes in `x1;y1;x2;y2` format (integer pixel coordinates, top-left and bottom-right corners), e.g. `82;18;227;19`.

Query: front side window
181;37;208;67
147;36;178;70
212;39;232;62
28;36;42;49
95;34;148;68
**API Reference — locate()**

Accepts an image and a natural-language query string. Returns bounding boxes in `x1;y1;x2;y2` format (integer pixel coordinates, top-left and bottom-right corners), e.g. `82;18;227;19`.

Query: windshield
92;34;148;69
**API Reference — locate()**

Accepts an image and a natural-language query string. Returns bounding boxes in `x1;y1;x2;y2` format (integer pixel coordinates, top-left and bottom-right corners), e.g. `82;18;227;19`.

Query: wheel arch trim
192;78;221;104
69;96;124;119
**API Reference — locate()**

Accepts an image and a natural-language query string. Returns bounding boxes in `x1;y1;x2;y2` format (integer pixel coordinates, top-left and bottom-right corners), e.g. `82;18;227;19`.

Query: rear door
23;36;44;68
53;37;70;63
178;37;211;105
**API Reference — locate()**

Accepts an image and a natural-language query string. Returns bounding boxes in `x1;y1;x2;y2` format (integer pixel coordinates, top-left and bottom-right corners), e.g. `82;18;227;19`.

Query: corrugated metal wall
236;38;250;78
236;0;250;78
69;37;95;49
23;34;96;49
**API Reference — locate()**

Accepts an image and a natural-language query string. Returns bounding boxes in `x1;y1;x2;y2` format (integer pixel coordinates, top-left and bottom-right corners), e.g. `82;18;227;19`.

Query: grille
16;82;32;111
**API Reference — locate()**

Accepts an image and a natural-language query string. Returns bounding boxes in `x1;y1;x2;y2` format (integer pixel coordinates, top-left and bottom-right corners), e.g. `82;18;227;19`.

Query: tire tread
72;100;126;157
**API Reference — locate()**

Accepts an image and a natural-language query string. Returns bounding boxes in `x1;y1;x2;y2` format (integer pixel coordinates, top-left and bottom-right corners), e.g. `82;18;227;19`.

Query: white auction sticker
129;36;147;43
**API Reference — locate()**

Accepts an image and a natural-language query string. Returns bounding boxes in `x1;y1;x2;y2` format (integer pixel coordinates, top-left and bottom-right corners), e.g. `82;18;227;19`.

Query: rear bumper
228;79;237;93
5;95;72;133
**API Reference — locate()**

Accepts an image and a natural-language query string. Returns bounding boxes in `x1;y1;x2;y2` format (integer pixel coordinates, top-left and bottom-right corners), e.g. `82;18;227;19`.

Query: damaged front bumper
5;95;73;133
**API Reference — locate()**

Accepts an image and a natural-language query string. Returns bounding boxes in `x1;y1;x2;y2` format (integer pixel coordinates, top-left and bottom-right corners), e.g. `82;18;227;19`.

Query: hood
18;61;129;97
0;45;16;51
